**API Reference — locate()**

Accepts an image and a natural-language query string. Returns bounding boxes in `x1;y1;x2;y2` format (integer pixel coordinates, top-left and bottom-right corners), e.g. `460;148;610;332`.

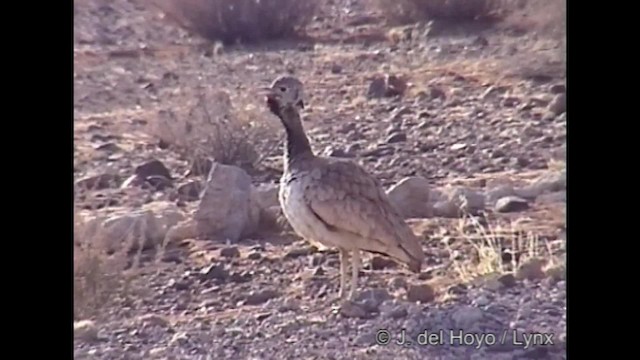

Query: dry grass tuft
152;0;319;45
446;215;564;283
74;211;130;320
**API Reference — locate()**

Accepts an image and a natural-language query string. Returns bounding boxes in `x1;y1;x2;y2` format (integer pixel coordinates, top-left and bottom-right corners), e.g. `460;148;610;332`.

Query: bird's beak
259;86;274;98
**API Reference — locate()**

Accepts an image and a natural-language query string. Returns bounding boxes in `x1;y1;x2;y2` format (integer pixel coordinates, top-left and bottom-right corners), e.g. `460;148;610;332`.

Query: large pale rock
386;176;432;218
193;163;260;242
77;201;185;253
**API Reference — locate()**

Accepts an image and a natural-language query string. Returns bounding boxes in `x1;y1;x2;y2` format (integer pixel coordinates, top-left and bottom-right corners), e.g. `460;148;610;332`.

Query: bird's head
261;75;305;118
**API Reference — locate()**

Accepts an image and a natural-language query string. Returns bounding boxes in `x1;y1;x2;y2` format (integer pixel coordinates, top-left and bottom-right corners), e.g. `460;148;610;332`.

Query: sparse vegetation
153;0;319;44
74;211;129;319
446;215;563;283
149;86;279;174
374;0;518;25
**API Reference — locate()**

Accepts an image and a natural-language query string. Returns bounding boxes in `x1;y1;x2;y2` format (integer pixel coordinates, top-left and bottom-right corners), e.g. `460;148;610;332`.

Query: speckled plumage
264;76;425;300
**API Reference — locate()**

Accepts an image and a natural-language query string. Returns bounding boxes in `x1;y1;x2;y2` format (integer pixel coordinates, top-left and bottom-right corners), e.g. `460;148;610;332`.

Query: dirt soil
74;0;566;359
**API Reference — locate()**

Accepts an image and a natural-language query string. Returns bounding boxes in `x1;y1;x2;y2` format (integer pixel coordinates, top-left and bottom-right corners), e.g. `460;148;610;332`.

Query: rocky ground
74;0;566;359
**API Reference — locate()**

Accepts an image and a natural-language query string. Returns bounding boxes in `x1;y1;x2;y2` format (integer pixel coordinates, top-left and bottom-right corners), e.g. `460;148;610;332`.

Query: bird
261;75;425;302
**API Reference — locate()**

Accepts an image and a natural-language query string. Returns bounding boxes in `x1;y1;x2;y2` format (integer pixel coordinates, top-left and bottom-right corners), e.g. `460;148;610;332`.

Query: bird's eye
280;87;287;92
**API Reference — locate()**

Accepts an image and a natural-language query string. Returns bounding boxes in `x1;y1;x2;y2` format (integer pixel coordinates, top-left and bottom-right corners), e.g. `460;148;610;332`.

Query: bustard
262;75;425;301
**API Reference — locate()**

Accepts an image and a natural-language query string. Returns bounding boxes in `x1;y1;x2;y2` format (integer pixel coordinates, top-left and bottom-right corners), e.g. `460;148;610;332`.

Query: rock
548;93;566;115
74;320;99;341
514;170;565;199
550;84;565;94
355;288;392;309
386;176;432;218
138;314;171;327
495;196;529;213
370;256;397;270
386;306;408;319
330;64;342;74
432;200;459;218
367;74;407;99
339;300;372;319
252;184;279;210
516;258;546;280
386;75;408;97
537;191;566;203
75;173;121;191
177;180;202;201
135;159;172;180
186;157;213;177
78;201;185;254
220;246;240;258
199;264;228;282
194;163;260;242
247;251;262;260
433;187;485;217
406;284;435;303
485;185;516;206
388;276;408;290
498;273;517;288
244;289;279;305
169;332;189;346
285;245;316;259
452;306;484;328
545;264;566;282
367;77;387;98
386;132;407;143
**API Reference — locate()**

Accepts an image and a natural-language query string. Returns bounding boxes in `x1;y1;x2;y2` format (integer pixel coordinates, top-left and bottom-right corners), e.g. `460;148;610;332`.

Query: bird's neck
279;106;313;165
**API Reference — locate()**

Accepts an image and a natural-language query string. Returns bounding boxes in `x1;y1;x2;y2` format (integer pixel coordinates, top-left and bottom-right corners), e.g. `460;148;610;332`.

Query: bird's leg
348;250;361;300
338;249;350;300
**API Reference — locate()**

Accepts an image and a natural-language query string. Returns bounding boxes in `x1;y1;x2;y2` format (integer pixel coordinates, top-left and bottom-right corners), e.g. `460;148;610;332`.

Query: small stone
138;314;171;327
339;300;372;319
285;246;316;259
330;64;342;74
244;289;279;305
473;295;490;306
498;274;517;288
199;264;228;282
388;276;408;290
247;251;262;260
177;180;202;201
516;258;546;280
545;264;566;282
387;306;408;319
452;306;484;328
548;93;566;115
406;284;435;303
495;196;529;213
537;191;566;203
370;256;397;270
75;173;121;190
355;288;392;309
135;159;172;180
386;132;407;144
432;200;459;218
169;332;189;346
74;320;99;341
220;246;241;258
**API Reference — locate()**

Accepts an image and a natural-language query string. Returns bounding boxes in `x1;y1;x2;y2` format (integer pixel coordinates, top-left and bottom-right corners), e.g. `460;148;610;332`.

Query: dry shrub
154;0;319;44
505;0;565;37
74;211;130;319
375;0;519;25
150;86;279;174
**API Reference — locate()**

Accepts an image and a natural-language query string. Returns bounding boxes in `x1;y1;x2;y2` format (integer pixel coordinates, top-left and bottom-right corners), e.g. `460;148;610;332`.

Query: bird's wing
303;158;424;261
